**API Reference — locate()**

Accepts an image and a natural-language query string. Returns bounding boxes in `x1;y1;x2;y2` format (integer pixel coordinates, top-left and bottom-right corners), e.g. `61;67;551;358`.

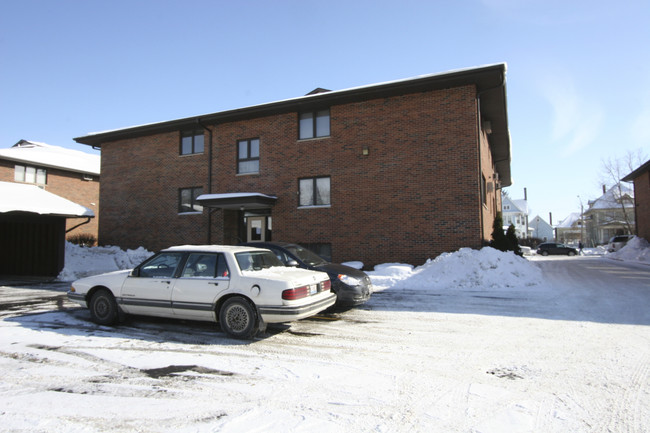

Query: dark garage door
0;212;66;277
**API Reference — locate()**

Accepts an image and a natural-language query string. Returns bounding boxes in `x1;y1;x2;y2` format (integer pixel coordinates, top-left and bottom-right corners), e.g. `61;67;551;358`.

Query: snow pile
368;247;542;291
607;236;650;264
57;242;153;281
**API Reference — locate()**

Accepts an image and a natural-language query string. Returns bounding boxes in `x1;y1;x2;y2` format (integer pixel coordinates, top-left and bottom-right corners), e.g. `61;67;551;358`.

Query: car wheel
219;297;258;339
541;250;549;256
89;289;119;326
568;250;576;256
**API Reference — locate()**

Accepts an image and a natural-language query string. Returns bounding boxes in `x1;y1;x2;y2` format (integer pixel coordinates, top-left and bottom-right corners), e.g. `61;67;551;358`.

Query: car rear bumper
258;292;336;323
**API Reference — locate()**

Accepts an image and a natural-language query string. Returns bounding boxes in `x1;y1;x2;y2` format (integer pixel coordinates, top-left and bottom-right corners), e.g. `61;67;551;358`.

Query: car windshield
235;250;284;271
286;245;328;266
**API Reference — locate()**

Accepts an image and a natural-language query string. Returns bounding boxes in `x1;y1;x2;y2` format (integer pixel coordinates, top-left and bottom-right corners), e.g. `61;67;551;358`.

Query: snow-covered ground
1;240;648;432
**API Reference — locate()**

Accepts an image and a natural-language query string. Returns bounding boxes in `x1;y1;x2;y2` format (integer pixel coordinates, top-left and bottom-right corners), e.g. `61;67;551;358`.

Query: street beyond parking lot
1;256;649;432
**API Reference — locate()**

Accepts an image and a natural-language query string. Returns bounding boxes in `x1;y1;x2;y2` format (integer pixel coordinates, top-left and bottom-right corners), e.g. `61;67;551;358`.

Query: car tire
541;251;549;256
89;289;119;326
568;251;576;256
219;297;258;339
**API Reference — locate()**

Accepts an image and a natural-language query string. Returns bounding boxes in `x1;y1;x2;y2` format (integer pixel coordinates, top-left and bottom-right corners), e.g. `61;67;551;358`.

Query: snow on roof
586;183;634;211
0;140;100;175
556;212;581;228
0;181;94;217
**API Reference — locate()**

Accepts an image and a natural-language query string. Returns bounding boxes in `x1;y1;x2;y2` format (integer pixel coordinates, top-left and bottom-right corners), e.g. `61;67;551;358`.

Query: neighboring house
555;212;583;245
530;215;554;241
583;183;635;245
0;182;94;276
0;140;100;239
622;159;650;241
502;195;529;238
74;64;512;266
0;140;100;276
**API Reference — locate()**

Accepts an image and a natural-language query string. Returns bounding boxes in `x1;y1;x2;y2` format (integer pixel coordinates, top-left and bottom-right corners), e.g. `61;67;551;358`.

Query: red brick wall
98;85;500;266
99;132;209;249
633;171;650;241
0;159;99;240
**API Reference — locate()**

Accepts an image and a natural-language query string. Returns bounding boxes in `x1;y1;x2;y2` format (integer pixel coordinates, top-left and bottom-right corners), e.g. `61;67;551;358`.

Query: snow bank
368;247;542;291
607;236;650;264
57;242;154;281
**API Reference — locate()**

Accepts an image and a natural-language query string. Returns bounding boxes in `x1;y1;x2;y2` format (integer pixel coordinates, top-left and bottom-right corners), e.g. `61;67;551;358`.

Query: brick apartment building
75;64;512;266
623;159;650;241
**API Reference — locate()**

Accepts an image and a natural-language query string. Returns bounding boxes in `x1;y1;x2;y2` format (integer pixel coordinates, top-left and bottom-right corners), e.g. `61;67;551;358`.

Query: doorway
246;216;270;242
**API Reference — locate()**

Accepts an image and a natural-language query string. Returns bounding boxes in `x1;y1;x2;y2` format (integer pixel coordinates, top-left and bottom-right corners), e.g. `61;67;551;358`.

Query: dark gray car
240;242;372;307
536;242;578;256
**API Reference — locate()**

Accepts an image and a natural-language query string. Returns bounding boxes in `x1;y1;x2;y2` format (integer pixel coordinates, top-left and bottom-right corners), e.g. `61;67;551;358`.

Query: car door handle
209;282;219;286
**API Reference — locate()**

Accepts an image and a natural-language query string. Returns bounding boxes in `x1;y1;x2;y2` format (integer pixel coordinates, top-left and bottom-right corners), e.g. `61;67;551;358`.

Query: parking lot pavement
0;257;649;432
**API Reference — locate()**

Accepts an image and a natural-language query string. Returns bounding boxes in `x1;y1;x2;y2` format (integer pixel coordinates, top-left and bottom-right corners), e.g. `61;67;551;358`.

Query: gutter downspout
196;119;214;244
476;71;506;245
66;217;93;233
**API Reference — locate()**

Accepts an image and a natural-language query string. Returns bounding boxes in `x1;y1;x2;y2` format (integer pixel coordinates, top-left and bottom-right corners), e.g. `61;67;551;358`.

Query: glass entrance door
247;216;266;242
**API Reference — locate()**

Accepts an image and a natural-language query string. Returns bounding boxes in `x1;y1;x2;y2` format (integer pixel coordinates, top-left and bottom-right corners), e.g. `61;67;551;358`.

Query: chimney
603;185;607;194
549;212;553;226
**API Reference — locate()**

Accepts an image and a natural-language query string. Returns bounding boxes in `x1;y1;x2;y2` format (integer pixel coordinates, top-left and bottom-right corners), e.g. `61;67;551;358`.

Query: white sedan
68;245;336;338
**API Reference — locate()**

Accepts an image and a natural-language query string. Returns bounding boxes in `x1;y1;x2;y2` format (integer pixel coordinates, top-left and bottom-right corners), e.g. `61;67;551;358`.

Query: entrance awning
196;192;277;210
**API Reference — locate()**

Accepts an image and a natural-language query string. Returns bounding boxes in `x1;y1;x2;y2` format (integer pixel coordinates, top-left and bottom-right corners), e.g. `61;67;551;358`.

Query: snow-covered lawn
1;241;648;432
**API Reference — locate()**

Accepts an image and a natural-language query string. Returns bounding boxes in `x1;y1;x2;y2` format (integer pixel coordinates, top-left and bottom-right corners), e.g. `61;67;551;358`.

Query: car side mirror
130;268;139;277
287;260;300;267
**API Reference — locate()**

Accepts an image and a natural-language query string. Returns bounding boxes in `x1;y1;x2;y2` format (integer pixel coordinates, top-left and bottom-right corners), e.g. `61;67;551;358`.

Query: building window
15;165;46;185
180;131;205;155
179;187;203;213
299;176;330;207
237;138;260;174
299;109;330;139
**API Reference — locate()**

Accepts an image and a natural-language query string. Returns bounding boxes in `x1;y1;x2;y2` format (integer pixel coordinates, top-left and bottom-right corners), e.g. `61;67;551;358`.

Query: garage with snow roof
0;182;94;276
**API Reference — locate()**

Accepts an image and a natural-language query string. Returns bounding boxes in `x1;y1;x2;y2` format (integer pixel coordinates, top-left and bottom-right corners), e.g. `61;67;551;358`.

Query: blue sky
1;0;648;223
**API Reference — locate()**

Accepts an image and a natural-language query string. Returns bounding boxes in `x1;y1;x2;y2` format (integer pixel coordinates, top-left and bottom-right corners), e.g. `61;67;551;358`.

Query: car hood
313;263;367;278
72;269;132;288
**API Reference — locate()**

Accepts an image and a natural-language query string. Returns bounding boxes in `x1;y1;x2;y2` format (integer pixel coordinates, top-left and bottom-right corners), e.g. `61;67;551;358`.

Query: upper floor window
179;187;203;213
15;165;46;185
180;130;205;155
299;109;330;139
237;138;260;174
299;176;330;207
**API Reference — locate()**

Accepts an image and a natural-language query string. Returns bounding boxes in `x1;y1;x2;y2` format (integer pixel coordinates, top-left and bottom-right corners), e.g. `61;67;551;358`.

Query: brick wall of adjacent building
632;170;650;241
0;159;99;240
97;84;501;266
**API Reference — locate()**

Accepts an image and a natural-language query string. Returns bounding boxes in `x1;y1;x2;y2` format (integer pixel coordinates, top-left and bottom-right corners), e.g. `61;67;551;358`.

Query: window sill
297;136;330;143
179;152;205;157
236;172;260;177
298;205;331;210
178;211;203;216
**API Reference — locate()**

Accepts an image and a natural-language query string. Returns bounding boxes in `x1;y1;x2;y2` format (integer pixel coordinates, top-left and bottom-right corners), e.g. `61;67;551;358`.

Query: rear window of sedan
236;251;284;271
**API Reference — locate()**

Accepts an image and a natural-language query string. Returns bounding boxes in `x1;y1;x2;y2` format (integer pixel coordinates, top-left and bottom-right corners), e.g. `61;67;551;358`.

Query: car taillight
282;285;309;300
321;280;331;291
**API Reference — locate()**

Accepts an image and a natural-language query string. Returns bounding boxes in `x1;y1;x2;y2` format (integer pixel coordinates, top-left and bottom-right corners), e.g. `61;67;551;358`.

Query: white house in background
530;215;554;241
583;183;635;246
556;212;583;245
502;195;529;238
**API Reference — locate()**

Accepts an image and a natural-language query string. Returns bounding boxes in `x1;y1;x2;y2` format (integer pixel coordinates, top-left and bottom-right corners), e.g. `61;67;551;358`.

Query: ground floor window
179;187;203;213
301;242;332;262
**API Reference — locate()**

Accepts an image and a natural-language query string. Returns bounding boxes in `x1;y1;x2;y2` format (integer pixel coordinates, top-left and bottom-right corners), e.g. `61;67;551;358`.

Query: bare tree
599;149;648;234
